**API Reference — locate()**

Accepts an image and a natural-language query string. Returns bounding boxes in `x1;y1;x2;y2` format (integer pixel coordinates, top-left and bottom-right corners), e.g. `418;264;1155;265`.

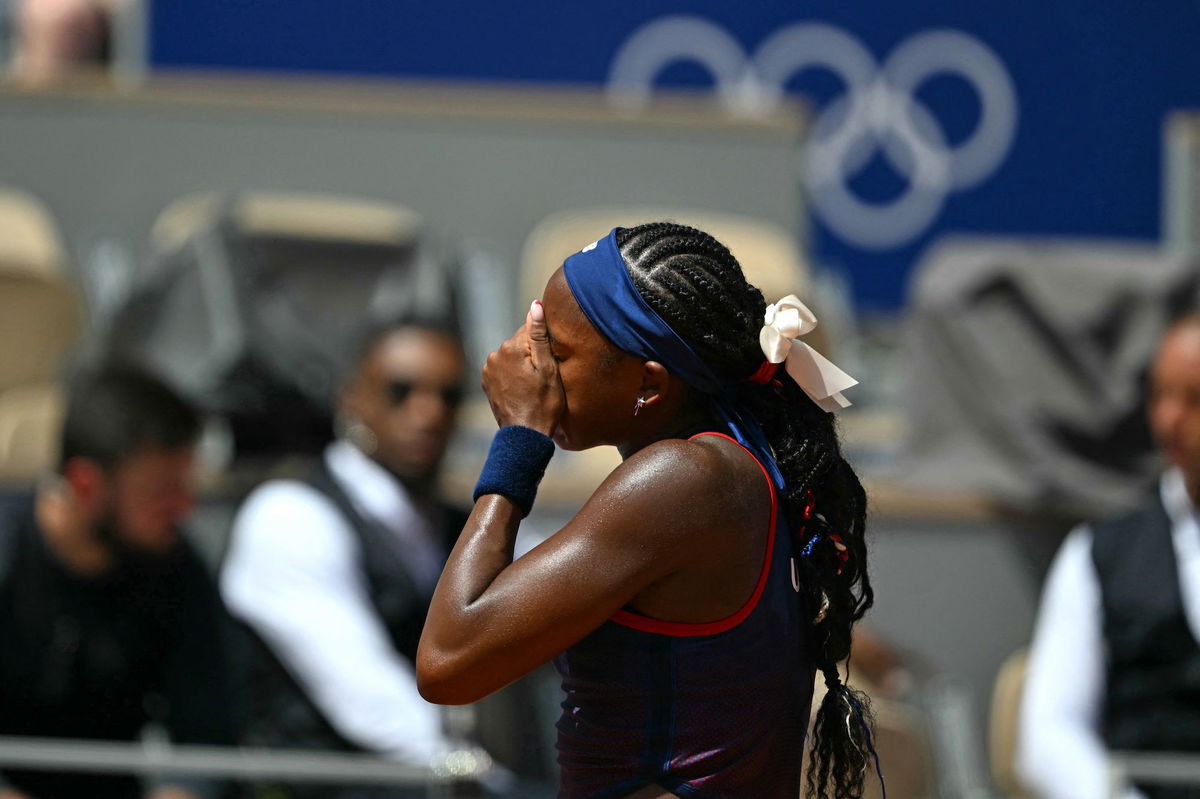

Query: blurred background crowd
2;1;1200;797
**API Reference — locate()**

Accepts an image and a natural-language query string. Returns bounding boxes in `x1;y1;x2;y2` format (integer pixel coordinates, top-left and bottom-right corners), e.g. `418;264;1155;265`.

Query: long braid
616;223;876;799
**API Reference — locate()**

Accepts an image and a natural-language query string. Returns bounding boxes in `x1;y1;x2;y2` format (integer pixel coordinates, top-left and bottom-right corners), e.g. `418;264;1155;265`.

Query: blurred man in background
7;0;124;85
221;317;469;797
0;366;234;799
1018;315;1200;799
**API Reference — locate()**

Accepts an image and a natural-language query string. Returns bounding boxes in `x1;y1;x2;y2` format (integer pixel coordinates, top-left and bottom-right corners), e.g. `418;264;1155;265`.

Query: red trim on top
610;431;779;637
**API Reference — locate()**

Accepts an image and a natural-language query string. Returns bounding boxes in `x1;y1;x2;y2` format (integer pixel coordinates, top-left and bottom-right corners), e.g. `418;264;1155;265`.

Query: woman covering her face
418;222;875;799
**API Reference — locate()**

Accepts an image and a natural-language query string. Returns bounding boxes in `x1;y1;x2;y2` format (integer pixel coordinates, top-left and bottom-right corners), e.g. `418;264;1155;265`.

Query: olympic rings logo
607;17;1019;250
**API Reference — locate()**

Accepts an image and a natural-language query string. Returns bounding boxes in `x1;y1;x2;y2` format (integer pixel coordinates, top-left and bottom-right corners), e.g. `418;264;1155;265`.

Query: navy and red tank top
554;432;815;799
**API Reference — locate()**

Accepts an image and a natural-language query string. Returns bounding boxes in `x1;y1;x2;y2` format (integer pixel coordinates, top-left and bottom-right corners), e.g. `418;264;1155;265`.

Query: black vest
236;461;463;755
1091;487;1200;798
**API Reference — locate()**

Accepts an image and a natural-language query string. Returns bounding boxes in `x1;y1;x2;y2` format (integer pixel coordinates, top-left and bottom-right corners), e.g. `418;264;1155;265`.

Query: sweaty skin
416;269;770;705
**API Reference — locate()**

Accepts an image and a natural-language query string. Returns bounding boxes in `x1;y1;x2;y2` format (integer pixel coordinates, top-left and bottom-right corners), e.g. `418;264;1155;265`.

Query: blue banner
151;1;1200;311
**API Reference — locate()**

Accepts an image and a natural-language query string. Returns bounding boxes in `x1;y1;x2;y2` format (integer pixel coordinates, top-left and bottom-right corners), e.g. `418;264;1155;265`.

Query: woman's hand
482;300;565;435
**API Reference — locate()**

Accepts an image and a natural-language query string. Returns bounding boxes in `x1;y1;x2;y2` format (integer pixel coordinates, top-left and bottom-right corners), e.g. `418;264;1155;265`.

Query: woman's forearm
416;494;523;703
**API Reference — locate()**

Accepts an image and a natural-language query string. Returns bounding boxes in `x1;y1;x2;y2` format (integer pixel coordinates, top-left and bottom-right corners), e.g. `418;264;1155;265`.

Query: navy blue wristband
473;425;555;517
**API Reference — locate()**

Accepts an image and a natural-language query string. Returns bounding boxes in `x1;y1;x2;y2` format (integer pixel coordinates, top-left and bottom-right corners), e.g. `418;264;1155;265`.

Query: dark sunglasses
386;380;464;409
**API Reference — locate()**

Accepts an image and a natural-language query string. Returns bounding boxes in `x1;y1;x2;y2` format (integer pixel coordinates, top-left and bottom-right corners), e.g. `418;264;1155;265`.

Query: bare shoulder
585;435;767;536
614;435;741;486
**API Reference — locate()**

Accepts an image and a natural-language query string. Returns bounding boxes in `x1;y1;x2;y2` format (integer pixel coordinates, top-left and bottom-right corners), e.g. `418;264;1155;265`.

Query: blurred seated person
220;317;469;793
0;366;234;799
8;0;125;86
1018;315;1200;799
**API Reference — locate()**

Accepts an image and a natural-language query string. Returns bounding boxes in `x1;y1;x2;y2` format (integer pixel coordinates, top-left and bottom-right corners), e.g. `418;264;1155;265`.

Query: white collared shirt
220;441;451;761
1017;468;1200;799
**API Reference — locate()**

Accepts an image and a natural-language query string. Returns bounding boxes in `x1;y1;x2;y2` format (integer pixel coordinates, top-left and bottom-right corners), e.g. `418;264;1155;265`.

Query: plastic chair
519;207;813;324
804;674;935;799
0;385;66;482
989;648;1032;798
0;189;84;481
0;189;83;391
110;190;450;464
149;191;425;254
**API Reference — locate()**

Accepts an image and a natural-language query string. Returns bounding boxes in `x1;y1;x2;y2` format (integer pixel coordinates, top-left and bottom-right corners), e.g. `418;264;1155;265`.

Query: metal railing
0;735;496;797
1109;750;1200;798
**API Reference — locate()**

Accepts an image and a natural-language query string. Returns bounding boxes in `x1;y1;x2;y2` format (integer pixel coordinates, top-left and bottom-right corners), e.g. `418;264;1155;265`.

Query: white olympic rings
607;17;1019;250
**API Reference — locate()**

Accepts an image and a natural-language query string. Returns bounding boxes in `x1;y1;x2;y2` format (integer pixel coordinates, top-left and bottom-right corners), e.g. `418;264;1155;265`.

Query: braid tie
747;359;780;385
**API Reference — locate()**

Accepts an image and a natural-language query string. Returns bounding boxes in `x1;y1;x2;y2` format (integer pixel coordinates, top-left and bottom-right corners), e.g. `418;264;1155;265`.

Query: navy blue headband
562;228;724;394
562;226;786;491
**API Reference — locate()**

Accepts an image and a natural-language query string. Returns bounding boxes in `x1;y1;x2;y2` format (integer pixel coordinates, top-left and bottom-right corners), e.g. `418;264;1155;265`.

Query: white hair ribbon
759;295;858;412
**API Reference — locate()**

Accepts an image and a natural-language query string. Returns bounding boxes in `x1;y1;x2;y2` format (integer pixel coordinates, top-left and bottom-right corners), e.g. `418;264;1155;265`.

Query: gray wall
0;77;808;333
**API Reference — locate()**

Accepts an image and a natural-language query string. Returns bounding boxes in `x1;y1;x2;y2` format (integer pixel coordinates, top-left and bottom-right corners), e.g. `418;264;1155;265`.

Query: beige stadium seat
0;384;67;482
864;701;935;799
0;189;83;482
514;208;816;509
0;189;84;390
120;190;443;470
989;648;1032;798
150;191;425;253
803;675;935;799
519;207;813;323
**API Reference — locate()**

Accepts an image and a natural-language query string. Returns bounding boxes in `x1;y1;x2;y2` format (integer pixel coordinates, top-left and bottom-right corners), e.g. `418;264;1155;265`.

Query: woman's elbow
415;643;482;706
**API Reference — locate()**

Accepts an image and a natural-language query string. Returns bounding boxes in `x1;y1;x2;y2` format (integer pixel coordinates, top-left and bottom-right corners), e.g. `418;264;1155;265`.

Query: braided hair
615;222;876;799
